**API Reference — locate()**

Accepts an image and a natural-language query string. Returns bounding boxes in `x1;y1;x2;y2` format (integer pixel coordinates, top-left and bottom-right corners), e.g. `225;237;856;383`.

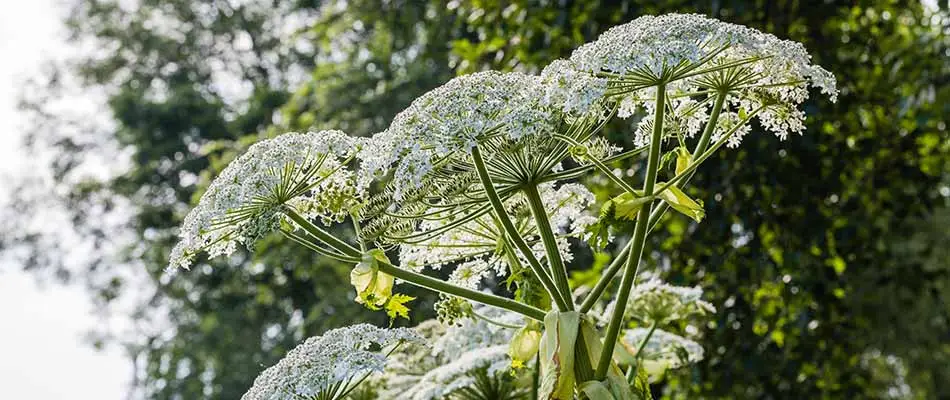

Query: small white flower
566;13;837;147
170;131;362;269
540;59;609;117
375;306;522;399
241;324;424;400
364;71;557;199
401;345;511;400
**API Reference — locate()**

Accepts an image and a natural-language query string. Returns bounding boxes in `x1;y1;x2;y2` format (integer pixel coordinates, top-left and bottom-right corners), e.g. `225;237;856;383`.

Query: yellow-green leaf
385;293;415;322
608;192;653;220
675;147;692;176
656;185;705;222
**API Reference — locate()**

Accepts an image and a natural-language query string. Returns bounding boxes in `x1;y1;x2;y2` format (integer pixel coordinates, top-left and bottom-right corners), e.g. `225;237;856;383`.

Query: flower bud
675;146;692;176
351;249;394;309
508;323;542;368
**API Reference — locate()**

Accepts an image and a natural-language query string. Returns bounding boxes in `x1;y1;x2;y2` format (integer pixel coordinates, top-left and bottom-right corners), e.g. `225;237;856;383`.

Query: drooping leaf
675;147;692;176
655;185;704;222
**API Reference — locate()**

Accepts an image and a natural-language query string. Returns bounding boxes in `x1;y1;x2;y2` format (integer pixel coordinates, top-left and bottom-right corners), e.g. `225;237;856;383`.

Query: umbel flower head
242;324;424;400
623;278;717;325
169;130;361;269
374;305;523;400
561;13;838;147
358;71;561;200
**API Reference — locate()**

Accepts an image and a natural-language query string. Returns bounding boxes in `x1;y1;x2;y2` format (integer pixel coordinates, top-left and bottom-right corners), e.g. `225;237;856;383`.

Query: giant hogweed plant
169;14;836;400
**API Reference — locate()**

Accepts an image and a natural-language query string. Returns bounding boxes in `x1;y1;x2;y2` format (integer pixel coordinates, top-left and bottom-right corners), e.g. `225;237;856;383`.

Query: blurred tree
3;0;948;399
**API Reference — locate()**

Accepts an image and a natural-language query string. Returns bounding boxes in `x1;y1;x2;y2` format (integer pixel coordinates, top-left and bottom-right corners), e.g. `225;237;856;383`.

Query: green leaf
609;192;653;221
384;293;415;322
656;185;705;222
631;367;654;400
578;381;615;399
577;318;636;400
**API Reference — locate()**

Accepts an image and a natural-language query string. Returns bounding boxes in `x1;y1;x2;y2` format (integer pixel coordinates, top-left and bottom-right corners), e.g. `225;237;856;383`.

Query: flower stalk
595;82;667;379
522;184;575;309
471;145;572;311
283;205;547;321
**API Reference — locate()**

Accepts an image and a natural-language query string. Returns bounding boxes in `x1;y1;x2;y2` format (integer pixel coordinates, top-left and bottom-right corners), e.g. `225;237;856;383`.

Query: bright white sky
0;0;132;398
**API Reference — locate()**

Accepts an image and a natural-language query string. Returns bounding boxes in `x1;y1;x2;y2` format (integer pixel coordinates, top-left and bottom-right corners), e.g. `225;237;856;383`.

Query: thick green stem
595;83;667;379
282;206;546;321
580;90;728;313
579;240;632;313
470;145;571;311
523;184;574;310
532;352;540;400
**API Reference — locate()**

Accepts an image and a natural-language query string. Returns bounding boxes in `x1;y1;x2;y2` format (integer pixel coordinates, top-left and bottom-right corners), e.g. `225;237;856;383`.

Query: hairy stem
595;83;667;379
523;184;575;310
471;145;571;310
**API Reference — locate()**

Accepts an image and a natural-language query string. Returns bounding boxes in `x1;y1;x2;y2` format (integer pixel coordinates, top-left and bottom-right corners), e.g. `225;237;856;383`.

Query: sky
0;0;132;398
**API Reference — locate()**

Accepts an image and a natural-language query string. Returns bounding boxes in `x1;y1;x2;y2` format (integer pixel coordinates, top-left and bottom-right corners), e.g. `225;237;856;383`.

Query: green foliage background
3;0;948;398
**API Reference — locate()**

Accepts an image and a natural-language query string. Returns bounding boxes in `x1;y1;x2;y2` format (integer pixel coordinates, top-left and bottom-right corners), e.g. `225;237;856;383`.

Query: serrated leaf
631;367;654;400
385;293;414;322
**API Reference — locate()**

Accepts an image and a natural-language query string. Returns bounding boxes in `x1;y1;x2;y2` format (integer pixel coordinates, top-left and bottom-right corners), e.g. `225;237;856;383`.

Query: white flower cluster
568;13;837;146
359;71;556;199
622;327;704;370
241;324;424;400
540;59;608;117
623;278;717;325
376;306;522;399
398;183;596;288
170;130;360;269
